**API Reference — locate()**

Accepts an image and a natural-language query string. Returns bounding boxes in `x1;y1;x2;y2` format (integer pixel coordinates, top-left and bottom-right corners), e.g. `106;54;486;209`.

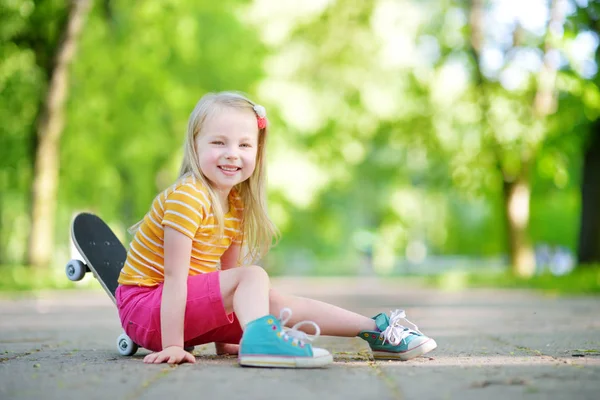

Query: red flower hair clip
253;104;268;129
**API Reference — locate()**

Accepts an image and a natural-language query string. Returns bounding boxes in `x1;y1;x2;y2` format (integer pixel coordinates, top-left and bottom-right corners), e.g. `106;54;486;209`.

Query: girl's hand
215;342;239;356
143;346;196;364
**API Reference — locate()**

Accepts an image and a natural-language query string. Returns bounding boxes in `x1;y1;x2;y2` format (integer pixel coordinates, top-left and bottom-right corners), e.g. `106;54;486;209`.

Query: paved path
1;277;599;400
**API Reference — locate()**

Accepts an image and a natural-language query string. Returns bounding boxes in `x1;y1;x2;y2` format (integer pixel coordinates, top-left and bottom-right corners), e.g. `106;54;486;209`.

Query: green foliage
0;0;71;264
261;0;597;273
0;264;94;292
61;0;264;209
56;0;267;260
428;265;600;295
0;0;598;279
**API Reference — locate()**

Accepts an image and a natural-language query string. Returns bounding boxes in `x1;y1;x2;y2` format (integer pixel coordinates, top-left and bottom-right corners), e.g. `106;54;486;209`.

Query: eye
240;143;252;148
211;140;224;145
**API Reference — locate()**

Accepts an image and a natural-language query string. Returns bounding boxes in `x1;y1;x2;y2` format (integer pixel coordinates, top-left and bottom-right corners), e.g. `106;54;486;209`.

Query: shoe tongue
373;313;390;332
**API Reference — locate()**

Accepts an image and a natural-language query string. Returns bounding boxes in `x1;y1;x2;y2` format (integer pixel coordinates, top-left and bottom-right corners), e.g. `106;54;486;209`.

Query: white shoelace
379;309;422;346
278;307;321;347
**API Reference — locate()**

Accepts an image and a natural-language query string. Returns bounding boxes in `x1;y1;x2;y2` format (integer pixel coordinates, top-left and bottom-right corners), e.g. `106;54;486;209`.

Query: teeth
220;166;239;171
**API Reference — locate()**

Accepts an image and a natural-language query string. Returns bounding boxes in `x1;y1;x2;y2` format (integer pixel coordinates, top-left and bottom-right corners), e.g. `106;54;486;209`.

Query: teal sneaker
358;309;437;361
238;308;333;368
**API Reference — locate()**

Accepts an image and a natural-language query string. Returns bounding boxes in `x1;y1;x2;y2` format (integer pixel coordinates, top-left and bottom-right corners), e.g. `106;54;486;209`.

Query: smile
218;165;241;174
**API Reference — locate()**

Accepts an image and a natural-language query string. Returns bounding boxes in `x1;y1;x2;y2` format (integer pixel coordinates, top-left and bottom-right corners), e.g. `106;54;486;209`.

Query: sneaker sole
239;353;333;368
372;338;437;361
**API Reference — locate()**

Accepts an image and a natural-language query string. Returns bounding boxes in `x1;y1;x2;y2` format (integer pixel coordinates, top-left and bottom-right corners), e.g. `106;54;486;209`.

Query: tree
578;122;600;264
257;0;576;276
575;2;600;265
28;0;92;268
467;0;566;277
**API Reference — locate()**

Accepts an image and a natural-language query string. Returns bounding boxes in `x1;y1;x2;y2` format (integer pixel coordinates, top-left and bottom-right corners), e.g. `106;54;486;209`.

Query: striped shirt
118;174;244;287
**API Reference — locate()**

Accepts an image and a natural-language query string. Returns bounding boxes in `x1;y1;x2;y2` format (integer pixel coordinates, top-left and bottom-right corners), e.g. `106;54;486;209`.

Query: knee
268;288;284;310
241;265;270;283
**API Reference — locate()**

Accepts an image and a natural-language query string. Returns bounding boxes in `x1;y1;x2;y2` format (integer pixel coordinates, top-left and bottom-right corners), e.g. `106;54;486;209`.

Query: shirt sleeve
161;183;208;239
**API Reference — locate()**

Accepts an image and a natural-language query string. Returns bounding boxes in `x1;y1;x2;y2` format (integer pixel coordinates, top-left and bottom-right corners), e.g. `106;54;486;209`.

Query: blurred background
1;0;599;292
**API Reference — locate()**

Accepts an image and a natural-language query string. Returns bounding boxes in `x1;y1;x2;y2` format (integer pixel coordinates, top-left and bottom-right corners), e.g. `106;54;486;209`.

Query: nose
224;145;239;160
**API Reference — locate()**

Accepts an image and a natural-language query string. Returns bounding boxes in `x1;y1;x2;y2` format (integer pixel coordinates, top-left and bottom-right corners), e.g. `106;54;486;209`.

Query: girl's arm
220;243;241;270
161;227;192;349
143;227;195;364
144;227;195;364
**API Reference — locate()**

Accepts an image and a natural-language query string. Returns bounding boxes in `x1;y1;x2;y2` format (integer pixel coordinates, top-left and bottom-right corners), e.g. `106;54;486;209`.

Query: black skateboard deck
67;213;195;356
71;212;127;303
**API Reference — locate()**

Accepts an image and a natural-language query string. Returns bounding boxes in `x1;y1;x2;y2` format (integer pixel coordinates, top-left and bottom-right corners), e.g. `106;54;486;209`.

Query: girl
116;92;437;368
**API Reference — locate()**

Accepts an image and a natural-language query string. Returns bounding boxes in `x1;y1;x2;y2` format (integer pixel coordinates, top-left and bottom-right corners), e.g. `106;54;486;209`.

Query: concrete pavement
1;277;599;400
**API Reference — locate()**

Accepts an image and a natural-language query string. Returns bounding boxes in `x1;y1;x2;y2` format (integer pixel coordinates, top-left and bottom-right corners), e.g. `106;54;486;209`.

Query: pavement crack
125;366;175;399
0;351;32;362
356;350;404;400
515;346;543;356
487;336;547;357
470;377;529;388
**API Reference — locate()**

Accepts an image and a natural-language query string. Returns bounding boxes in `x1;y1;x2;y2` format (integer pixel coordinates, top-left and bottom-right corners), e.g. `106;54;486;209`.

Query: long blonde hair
131;91;279;264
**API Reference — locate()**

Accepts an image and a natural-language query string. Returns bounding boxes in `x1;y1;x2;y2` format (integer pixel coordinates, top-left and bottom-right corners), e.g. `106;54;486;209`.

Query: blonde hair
131;91;279;264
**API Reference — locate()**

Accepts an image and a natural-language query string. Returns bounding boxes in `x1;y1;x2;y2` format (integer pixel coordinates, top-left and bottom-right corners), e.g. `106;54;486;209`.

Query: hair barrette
253;104;267;129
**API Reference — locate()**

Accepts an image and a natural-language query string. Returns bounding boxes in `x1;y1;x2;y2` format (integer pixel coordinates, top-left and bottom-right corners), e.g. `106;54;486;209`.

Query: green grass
1;264;600;296
0;265;95;293
427;265;600;295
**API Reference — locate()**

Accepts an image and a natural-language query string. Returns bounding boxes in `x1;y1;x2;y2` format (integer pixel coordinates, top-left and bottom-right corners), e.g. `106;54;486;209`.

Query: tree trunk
499;0;564;278
468;0;536;276
504;0;563;277
28;0;91;269
576;3;600;266
577;124;600;265
502;174;536;277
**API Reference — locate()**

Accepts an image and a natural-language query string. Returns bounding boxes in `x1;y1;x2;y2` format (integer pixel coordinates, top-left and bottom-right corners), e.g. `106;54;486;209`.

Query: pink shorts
115;271;242;352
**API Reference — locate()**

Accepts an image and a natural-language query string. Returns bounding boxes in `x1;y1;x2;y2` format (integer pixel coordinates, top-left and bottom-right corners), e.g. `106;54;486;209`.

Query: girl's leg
269;289;377;336
218;268;334;367
215;342;239;355
218;265;270;328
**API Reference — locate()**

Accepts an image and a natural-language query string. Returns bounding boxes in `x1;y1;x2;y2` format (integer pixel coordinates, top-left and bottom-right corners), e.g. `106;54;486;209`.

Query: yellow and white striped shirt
118;174;244;287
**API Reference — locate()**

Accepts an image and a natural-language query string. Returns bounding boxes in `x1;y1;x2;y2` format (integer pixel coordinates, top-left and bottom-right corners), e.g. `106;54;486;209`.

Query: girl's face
195;107;259;197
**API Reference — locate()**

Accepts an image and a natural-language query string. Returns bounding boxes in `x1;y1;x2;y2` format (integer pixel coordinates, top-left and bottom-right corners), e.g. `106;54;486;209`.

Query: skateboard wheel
65;259;87;281
184;346;195;353
117;333;139;356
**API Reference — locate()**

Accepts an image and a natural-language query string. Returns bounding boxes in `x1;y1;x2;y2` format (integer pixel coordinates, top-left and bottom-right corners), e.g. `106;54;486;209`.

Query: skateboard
65;212;140;356
66;212;194;356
